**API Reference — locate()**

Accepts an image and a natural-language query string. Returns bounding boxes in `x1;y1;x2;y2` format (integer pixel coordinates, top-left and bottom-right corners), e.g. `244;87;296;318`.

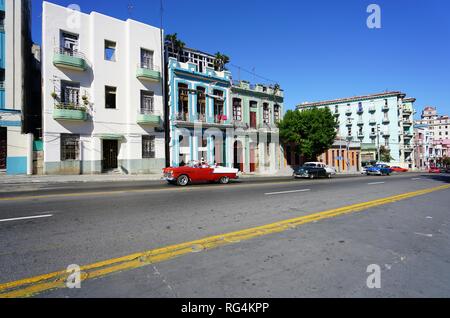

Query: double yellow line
1;184;449;298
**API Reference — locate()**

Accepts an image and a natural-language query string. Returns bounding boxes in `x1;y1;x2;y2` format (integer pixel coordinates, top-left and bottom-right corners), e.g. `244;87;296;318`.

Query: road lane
0;173;448;286
1;183;449;298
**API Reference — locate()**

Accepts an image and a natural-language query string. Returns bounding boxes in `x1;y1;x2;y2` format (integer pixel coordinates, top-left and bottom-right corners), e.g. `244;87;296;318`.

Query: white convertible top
213;166;239;174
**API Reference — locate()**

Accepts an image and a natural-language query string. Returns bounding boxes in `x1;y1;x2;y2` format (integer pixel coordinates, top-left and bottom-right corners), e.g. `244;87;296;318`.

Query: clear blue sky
31;0;450;117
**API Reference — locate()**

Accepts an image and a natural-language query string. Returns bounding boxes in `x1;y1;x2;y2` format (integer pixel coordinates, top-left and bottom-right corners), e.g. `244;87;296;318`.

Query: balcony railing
175;112;189;122
53;102;87;121
369;106;376;113
382;105;389;112
382;118;390;124
53;47;87;71
136;63;161;82
369;119;377;125
137;109;161;126
345;109;352;115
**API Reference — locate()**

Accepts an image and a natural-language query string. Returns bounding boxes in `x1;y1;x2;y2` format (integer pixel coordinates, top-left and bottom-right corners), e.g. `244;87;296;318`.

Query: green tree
278;108;337;162
165;33;185;57
443;156;450;167
379;146;393;163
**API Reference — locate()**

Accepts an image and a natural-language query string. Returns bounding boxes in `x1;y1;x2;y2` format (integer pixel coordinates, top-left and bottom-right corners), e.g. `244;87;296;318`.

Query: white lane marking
414;232;433;238
368;182;385;185
0;214;53;223
412;178;422;180
265;189;311;196
426;216;433;219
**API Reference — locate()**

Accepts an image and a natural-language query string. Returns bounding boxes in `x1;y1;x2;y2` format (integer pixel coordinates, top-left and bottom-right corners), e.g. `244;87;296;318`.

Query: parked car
366;164;393;176
428;167;441;173
389;166;409;173
162;161;239;186
303;162;336;175
293;166;331;179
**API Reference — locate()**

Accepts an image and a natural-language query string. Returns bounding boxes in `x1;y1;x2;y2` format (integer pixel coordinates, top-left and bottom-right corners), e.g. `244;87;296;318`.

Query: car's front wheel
176;175;189;186
219;176;230;184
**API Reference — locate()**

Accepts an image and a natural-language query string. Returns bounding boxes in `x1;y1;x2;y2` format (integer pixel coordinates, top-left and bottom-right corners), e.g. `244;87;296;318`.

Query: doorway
0;127;6;170
233;140;244;172
250;142;256;172
102;140;118;171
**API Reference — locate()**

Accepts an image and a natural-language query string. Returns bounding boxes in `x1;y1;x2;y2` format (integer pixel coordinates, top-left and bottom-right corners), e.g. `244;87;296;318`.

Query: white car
303;162;336;175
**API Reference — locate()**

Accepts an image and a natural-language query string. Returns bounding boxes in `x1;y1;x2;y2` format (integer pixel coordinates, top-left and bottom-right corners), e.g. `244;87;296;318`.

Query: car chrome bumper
162;177;175;181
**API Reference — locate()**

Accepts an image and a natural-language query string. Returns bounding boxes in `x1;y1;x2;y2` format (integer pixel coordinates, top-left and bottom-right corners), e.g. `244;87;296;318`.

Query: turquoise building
297;91;416;168
166;46;234;167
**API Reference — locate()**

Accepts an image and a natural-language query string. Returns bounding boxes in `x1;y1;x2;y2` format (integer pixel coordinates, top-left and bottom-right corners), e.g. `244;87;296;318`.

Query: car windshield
186;160;209;168
304;163;316;167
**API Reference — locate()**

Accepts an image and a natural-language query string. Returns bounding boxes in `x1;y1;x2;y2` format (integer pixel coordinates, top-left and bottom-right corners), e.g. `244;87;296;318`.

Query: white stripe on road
414;232;433;238
368;182;385;185
265;189;311;196
0;214;53;223
412;178;422;180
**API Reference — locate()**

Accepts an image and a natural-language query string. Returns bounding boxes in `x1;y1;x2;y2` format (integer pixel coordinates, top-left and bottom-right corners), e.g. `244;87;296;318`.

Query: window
141;48;154;69
61;31;79;53
263;103;270;124
233;98;242;121
274;105;280;122
142;136;155;159
105;86;117;109
178;83;189;120
213;90;224;122
105;40;116;61
61;81;80;106
197;87;206;121
61;134;80;161
141;90;154;114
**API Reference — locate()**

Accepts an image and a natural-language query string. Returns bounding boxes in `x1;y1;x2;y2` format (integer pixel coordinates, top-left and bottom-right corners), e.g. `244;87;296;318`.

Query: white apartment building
42;2;165;174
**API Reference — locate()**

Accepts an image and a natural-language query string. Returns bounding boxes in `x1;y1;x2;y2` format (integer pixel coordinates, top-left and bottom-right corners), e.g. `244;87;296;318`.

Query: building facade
416;106;450;167
414;124;433;170
297;91;416;169
230;81;284;174
42;2;165;174
165;46;234;168
0;0;37;175
317;139;361;173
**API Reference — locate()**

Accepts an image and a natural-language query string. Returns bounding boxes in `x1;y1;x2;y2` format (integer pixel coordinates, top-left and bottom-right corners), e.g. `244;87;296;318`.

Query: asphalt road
0;172;449;297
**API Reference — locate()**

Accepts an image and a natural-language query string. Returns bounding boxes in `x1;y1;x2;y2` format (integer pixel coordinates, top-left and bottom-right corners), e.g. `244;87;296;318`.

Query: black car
293;166;331;179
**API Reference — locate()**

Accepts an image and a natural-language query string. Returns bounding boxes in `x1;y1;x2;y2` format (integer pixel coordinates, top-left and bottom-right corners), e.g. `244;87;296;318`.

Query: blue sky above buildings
31;0;450;117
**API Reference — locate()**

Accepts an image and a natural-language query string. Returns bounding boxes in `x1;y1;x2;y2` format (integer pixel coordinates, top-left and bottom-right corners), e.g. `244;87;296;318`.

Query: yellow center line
1;183;448;298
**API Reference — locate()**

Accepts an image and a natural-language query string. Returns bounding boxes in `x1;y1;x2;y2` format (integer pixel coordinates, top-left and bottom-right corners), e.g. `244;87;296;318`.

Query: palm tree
165;33;186;58
214;52;230;71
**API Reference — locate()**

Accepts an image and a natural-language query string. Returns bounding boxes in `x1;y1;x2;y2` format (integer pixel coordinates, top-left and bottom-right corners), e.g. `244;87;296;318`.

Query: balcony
357;120;364;126
345;120;353;127
136;63;161;82
403;120;413;127
357;108;364;115
404;145;414;152
53;103;87;121
382;105;389;112
345;109;352;116
382;131;391;137
370;132;377;138
382;118;390;124
357;132;364;138
333;112;340;117
137;110;161;126
369;106;376;113
403;109;412;115
369;119;377;125
53;48;87;71
404;132;413;139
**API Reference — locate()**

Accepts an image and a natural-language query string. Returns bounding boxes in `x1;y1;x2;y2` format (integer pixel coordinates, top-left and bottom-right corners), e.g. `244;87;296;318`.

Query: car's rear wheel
176;175;189;186
219;176;230;184
309;173;315;179
327;173;332;179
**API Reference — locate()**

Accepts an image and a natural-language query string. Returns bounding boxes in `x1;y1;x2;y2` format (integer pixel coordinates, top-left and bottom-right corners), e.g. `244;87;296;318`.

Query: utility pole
376;124;381;162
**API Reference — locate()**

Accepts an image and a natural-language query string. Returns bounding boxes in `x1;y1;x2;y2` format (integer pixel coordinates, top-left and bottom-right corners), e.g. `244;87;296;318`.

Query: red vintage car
428;167;441;173
162;161;239;186
389;166;409;173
